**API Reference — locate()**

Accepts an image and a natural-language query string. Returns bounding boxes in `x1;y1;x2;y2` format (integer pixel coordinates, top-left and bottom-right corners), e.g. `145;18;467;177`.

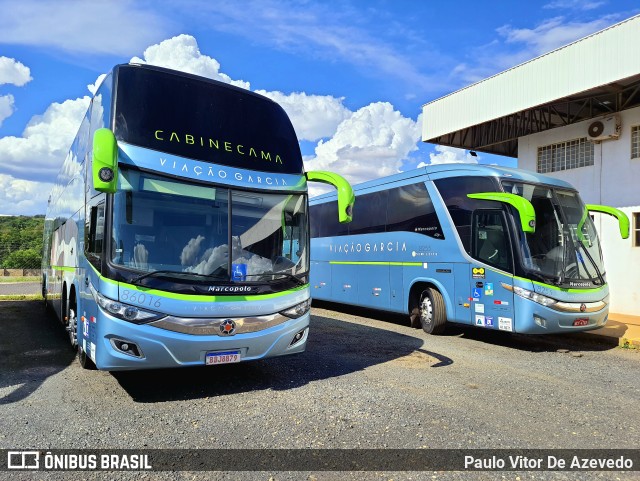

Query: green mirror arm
467;192;536;234
306;171;355;223
586;204;630;239
92;128;118;194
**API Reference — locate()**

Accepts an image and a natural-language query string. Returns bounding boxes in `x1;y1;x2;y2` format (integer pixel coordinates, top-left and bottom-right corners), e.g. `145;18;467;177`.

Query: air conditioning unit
587;115;621;142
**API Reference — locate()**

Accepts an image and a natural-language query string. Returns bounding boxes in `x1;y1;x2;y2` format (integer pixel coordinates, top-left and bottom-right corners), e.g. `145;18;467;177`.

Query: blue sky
0;0;638;215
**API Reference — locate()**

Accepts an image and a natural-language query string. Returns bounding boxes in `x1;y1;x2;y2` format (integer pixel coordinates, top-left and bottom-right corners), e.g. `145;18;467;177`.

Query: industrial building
422;15;640;315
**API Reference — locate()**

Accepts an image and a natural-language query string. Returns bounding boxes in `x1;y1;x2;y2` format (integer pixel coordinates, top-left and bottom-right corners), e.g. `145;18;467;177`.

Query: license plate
573;318;589;326
205;350;241;365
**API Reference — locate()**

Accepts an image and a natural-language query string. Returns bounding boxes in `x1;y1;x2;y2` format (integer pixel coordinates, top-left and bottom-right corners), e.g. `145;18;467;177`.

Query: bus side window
86;200;106;267
472;210;512;272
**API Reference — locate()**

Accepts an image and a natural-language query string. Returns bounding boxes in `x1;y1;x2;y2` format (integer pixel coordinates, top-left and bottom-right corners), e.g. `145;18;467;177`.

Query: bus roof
311;163;575;201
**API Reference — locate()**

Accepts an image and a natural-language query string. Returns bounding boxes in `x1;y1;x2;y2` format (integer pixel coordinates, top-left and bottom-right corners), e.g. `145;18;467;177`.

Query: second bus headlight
280;299;311;319
501;283;557;308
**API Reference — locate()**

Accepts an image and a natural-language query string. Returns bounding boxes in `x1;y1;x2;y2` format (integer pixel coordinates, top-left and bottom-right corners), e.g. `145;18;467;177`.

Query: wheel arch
408;278;455;320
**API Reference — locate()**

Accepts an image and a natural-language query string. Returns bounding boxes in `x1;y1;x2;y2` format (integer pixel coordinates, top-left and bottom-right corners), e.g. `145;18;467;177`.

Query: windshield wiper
129;270;227;285
561;228;604;286
241;273;307;286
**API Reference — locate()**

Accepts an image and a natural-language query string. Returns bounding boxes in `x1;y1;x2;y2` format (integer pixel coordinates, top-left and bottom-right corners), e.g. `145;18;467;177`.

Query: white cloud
454;15;624;85
496;16;617;58
0;57;32;86
0;174;53;215
543;0;605;10
88;74;107;96
0;97;90;182
0;34;424;212
417;145;479;166
130;35;351;142
305;102;420;194
185;1;433;90
0;94;15;127
0;0;172;56
130;34;250;90
255;90;352;142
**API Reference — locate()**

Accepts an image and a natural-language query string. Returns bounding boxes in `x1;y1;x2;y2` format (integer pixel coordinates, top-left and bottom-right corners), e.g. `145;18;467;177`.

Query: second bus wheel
419;288;447;335
78;343;97;370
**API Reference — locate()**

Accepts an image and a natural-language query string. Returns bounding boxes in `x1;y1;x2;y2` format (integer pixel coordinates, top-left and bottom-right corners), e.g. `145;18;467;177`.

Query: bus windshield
111;168;308;285
502;181;605;286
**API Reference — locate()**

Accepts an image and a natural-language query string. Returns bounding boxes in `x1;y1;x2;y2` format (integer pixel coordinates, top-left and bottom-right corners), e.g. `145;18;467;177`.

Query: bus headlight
501;283;557;308
94;291;162;324
280;299;311;319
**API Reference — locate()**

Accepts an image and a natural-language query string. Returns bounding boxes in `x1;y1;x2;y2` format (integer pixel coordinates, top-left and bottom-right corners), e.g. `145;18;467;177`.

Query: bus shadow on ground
0;300;76;405
112;314;434;403
313;300;620;354
443;323;621;353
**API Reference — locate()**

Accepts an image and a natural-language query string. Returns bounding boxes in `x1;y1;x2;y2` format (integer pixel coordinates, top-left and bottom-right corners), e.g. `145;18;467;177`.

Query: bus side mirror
92;128;118;194
586;204;629;239
306;171;355;223
467;192;536;234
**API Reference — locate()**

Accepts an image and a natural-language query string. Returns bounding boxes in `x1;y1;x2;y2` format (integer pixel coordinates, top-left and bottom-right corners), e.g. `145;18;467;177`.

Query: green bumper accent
306;171;355;223
586;204;630;239
468;192;536;234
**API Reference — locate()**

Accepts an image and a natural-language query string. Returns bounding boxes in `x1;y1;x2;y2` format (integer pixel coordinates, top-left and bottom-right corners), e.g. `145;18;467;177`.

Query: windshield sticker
486;316;494;327
484;283;494;296
498;317;513;331
475;315;485;327
475;303;485;313
472;288;482;301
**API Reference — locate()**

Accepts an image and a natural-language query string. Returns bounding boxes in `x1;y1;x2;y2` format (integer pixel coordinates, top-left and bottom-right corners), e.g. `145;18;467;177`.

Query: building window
634;213;640;247
632;125;640;159
537;138;594;174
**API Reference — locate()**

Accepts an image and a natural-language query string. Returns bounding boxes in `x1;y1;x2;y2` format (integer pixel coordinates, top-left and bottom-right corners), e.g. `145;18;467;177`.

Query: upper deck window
113;65;303;175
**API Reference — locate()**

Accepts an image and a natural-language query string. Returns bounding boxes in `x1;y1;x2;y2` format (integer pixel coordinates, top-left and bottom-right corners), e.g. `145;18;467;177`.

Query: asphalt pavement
0;299;639;480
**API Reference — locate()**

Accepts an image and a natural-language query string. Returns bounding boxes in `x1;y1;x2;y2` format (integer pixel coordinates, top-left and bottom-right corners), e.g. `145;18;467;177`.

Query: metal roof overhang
421;15;640;158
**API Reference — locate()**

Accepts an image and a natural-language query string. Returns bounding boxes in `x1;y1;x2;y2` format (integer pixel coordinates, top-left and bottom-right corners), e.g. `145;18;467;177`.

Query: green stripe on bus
485;267;607;294
117;282;309;302
86;261;308;302
329;261;423;266
51;265;76;272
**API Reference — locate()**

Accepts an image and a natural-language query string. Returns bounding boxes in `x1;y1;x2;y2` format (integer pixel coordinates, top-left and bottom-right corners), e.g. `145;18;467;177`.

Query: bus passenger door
469;210;515;332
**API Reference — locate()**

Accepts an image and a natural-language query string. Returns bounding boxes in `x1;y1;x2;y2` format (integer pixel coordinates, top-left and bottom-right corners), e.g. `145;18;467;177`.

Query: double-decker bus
42;64;354;370
309;164;628;335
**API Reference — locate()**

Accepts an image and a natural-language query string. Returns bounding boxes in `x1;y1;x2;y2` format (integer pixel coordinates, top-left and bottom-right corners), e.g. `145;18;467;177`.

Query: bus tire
67;294;78;350
78;343;96;370
419;288;447;335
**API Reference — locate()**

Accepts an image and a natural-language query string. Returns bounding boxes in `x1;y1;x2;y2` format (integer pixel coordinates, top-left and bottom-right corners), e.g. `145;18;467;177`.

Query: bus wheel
419;288;447;335
67;306;78;350
78;343;96;370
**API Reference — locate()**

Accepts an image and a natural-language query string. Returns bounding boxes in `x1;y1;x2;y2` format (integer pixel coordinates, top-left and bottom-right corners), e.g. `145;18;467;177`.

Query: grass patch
0;294;42;301
0;276;40;283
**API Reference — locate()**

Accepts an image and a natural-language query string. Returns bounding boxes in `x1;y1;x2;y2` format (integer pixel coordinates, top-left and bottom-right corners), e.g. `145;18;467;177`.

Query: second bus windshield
502;181;605;285
111;168;308;283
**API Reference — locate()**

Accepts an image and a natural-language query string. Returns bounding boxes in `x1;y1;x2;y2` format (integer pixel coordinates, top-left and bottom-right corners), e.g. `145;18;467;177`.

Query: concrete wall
518;106;640;315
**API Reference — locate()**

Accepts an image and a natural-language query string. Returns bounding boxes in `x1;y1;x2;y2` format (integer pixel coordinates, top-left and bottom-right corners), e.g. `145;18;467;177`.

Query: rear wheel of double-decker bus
72;295;96;370
418;288;447;335
66;291;78;350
